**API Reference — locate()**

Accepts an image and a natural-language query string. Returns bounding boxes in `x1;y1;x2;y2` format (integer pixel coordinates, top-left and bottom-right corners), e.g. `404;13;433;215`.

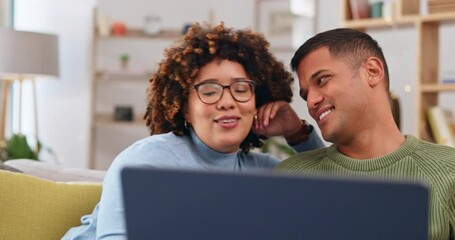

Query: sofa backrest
4;159;105;182
0;170;102;240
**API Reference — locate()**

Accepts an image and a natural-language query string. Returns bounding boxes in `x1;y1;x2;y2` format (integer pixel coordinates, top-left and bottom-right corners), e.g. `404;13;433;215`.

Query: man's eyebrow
309;69;329;81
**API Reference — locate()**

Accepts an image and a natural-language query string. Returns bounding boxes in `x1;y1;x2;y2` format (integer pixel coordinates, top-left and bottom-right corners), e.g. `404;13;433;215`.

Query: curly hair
144;22;294;152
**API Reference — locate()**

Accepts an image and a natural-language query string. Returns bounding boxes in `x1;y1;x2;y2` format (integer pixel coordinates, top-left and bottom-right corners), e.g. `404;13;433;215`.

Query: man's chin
321;131;334;143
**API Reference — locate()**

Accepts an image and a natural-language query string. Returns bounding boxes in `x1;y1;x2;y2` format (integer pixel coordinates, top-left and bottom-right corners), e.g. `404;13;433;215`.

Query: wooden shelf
342;0;455;142
420;12;455;23
97;28;181;40
342;1;455;29
93;114;147;129
342;18;395;29
421;83;455;93
90;11;168;168
94;70;152;82
343;16;419;29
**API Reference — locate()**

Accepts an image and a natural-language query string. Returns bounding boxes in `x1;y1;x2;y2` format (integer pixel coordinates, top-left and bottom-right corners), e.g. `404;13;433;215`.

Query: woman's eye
202;90;217;96
234;89;248;94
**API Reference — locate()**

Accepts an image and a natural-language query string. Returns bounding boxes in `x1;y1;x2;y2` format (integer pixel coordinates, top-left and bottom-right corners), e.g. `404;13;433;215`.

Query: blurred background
1;0;454;169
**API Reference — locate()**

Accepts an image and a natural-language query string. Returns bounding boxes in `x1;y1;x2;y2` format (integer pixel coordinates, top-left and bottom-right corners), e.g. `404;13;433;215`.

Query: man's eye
317;76;330;86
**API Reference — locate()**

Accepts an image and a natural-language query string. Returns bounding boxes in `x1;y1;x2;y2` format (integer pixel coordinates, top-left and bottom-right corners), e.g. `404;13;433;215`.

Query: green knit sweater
277;135;455;240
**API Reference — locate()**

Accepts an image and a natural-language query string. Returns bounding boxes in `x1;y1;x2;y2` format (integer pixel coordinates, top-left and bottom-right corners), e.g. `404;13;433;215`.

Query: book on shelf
428;0;455;14
349;0;370;20
427;106;455;147
441;71;455;84
96;11;110;37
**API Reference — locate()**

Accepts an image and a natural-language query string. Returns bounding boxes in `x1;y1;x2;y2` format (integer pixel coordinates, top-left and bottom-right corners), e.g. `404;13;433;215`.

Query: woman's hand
252;101;303;138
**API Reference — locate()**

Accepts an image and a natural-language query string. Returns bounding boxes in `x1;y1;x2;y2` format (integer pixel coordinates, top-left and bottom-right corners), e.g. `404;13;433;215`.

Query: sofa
0;160;105;240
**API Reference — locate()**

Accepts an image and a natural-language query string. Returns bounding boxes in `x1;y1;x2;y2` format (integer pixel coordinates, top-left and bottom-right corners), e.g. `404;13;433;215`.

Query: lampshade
0;28;59;79
0;28;60;150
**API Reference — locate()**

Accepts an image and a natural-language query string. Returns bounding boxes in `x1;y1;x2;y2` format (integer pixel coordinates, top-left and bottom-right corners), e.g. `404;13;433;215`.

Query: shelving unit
89;15;181;169
97;28;180;40
93;114;146;128
341;0;455;142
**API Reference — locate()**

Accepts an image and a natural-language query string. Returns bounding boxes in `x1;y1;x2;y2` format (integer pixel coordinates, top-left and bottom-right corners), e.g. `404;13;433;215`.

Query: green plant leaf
260;137;295;157
5;134;38;160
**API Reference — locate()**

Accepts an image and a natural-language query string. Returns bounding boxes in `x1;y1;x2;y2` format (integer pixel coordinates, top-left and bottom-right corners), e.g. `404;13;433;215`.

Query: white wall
98;0;255;30
439;24;455;112
0;0;10;26
14;0;95;167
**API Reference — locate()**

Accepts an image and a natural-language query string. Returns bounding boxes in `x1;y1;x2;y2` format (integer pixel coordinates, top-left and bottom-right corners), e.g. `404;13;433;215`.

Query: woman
63;22;323;239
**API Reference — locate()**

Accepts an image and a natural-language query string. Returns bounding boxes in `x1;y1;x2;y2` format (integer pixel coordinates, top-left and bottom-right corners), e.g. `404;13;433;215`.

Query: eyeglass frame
192;79;257;105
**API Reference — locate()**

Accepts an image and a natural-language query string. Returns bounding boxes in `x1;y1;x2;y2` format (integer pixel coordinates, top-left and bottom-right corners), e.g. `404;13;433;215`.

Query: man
273;28;455;240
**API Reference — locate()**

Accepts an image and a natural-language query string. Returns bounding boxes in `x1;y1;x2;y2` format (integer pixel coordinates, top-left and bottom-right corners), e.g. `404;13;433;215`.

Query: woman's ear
182;104;191;124
365;57;384;87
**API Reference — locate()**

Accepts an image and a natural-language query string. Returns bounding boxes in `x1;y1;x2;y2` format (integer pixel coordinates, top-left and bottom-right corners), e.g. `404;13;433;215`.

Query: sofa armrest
4;159;105;182
0;170;102;240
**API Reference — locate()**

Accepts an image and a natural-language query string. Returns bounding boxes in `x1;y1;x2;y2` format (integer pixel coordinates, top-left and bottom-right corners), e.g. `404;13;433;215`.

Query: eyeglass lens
195;81;255;104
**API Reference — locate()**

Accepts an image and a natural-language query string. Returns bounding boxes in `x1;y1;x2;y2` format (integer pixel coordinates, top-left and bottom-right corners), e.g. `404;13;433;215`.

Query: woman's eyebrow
197;78;218;83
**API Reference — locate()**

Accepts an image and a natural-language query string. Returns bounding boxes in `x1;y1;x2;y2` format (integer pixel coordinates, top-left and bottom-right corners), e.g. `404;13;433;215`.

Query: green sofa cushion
0;170;102;240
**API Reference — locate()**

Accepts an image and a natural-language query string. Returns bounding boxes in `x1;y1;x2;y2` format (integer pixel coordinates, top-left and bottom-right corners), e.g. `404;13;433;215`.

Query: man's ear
365;57;384;87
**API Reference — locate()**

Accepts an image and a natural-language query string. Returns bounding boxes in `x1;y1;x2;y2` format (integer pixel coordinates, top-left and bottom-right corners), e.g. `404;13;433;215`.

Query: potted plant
120;53;130;69
0;134;40;161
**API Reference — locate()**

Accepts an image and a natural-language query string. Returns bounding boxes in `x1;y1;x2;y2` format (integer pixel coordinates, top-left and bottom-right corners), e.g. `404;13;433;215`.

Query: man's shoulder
416;138;455;152
402;138;455;185
277;147;330;171
413;138;455;168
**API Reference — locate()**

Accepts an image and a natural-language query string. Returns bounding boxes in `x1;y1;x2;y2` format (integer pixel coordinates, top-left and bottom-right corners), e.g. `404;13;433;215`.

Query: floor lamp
0;28;59;159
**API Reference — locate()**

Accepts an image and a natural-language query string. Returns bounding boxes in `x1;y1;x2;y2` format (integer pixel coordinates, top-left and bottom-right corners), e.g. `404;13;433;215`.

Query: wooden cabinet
341;0;455;142
89;21;181;169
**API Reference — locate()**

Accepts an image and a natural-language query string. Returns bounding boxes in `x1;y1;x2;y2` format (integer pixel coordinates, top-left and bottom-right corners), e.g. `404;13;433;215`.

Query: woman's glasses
193;80;257;104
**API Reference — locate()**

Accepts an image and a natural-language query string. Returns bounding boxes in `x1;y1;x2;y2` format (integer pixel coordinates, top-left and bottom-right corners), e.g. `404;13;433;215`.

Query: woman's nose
216;88;235;109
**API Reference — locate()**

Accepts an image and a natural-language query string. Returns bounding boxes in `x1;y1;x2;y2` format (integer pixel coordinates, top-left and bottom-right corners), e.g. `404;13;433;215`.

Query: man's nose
307;89;323;110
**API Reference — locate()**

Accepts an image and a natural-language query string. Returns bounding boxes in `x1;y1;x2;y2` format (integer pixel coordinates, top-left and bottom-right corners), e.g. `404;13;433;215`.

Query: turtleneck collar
188;128;239;171
327;135;420;171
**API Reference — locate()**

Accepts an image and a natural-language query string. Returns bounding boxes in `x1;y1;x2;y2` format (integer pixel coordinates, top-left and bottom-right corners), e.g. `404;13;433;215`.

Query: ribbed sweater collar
327;135;419;171
189;128;238;170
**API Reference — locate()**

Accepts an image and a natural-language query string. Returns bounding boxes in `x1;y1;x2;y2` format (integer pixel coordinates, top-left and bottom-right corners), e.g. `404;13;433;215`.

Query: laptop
121;167;429;240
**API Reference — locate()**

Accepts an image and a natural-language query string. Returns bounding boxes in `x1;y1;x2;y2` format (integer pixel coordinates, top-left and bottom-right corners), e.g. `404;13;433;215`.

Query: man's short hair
290;28;390;90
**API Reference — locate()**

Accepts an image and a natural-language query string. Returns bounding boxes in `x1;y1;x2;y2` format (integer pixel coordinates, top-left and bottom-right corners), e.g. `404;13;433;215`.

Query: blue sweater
62;129;324;239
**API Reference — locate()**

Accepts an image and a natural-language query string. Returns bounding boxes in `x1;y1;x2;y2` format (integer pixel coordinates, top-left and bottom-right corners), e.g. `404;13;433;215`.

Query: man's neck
337;128;405;160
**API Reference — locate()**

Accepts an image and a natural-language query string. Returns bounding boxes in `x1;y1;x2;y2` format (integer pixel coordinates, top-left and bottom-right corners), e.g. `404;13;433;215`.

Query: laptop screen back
122;167;429;240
